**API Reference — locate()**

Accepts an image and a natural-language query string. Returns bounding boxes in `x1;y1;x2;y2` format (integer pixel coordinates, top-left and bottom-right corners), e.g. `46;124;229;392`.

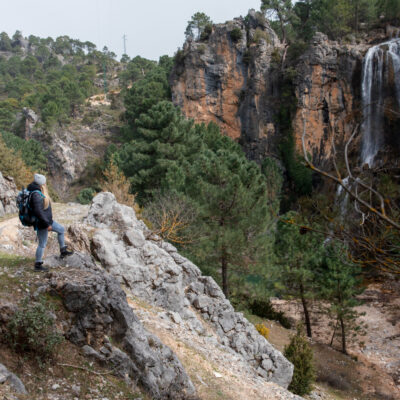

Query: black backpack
16;188;44;227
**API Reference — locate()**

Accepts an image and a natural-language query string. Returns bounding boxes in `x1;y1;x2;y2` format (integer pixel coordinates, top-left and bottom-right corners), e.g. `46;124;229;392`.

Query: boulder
0;363;28;395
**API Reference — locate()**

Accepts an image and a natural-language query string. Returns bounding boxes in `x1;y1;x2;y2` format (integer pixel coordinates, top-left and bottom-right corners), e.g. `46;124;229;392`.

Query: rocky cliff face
170;10;282;162
27;100;119;199
171;15;399;167
292;33;366;166
0;172;17;217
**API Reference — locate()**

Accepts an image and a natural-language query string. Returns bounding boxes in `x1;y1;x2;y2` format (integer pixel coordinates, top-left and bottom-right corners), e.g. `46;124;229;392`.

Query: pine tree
316;243;366;354
185;12;213;40
116;101;201;203
274;211;324;337
167;133;272;299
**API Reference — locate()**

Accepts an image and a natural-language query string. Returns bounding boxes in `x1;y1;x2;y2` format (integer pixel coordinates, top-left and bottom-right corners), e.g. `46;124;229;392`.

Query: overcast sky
1;0;261;61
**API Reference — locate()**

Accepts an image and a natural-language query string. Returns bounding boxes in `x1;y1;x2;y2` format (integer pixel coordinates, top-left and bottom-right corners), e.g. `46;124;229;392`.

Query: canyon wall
170;10;282;162
170;11;380;167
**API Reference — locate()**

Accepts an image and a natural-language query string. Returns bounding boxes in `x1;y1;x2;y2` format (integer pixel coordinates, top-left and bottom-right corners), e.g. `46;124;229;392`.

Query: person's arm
31;192;51;228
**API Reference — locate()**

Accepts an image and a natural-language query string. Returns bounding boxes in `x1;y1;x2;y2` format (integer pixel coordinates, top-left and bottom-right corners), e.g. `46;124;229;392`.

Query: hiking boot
34;262;48;272
60;246;74;259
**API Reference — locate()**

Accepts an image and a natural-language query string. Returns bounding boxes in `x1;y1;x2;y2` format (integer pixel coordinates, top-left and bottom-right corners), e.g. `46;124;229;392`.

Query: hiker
27;173;73;271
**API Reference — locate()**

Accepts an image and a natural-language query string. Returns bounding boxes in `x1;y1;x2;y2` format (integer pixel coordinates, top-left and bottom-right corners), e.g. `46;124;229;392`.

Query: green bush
252;28;271;44
230;28;242;42
1;131;47;172
200;23;213;41
77;187;96;204
7;297;64;363
284;325;315;396
249;299;291;329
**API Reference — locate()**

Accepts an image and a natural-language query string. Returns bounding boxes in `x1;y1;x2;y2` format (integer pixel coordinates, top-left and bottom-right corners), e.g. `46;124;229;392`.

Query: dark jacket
27;182;53;230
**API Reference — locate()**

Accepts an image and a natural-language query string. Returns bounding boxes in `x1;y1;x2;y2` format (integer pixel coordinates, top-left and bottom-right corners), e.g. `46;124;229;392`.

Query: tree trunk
330;318;339;346
221;250;229;299
300;283;312;338
339;316;347;354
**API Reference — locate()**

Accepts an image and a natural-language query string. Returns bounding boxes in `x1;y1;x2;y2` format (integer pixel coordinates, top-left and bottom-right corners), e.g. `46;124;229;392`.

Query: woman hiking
27;173;73;272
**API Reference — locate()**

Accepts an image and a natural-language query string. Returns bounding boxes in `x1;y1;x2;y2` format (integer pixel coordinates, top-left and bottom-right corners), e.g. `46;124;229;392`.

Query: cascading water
361;37;400;166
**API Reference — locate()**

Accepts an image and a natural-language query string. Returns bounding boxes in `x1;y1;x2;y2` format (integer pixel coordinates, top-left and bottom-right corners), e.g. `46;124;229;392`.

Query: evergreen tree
284;325;315;396
317;243;366;354
261;0;296;45
1;131;47;172
185;12;213;41
116;101;201;203
0;32;12;51
376;0;400;22
123;64;171;135
275;212;324;337
167;134;272;299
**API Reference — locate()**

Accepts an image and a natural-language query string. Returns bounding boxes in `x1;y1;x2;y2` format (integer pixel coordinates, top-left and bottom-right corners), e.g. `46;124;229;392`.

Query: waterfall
361;38;400;166
336;176;350;217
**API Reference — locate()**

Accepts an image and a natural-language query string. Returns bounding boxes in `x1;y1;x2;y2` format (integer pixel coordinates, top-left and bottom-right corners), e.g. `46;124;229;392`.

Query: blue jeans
35;221;66;263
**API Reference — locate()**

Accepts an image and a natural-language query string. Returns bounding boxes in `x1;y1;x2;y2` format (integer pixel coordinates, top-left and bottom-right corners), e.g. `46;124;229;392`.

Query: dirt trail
0;203;89;258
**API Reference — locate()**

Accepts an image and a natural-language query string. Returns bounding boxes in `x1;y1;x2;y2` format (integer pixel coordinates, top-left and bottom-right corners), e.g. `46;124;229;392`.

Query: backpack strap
28;190;45;208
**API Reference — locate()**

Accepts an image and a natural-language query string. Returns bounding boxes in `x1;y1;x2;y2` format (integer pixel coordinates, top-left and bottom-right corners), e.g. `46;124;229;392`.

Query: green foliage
0;99;19;132
284;325;315;396
262;0;390;42
123;57;172;136
166;128;274;298
280;130;313;198
272;67;312;205
0;32;12;51
120;80;283;298
119;56;157;88
173;48;186;67
316;242;366;354
249;299;291;328
117;101;201;203
7;297;64;363
185;12;213;41
261;0;295;43
200;23;213;41
252;28;271;44
377;0;400;22
0;135;33;187
274;211;324;336
77;187;96;204
1;131;47;172
0;32;108;129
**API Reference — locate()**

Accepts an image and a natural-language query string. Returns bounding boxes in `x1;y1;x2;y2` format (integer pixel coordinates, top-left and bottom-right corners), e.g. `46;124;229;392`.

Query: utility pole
122;34;127;55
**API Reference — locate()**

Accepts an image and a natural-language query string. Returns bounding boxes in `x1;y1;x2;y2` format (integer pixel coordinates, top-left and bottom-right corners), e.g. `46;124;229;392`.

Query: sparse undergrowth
0;254;147;399
6;297;64;364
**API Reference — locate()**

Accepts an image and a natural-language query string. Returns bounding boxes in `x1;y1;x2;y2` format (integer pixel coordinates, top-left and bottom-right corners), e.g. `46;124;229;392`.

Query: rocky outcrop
171;15;387;167
42;252;198;400
293;33;366;166
87;193;294;388
31;109;117;199
0;172;18;217
170;10;282;162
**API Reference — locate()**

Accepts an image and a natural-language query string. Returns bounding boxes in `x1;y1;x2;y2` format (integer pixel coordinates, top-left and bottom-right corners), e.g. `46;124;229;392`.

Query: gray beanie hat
34;173;46;186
